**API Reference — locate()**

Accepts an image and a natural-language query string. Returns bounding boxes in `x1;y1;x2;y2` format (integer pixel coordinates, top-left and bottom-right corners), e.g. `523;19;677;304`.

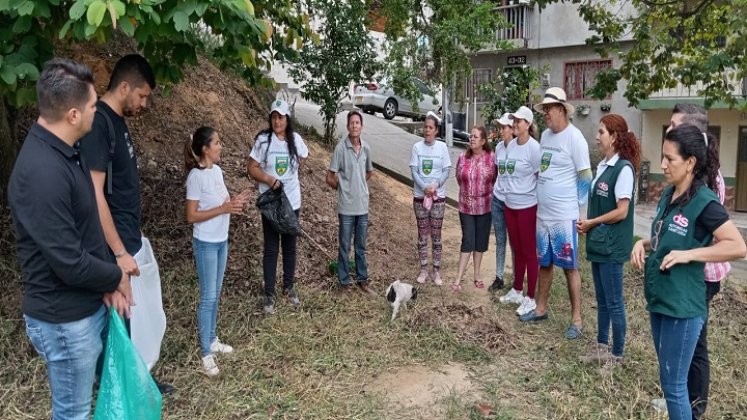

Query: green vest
644;185;717;319
585;158;635;263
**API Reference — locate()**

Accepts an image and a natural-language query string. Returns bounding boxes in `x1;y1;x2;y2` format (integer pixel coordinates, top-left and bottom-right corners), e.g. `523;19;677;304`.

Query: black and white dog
386;280;418;321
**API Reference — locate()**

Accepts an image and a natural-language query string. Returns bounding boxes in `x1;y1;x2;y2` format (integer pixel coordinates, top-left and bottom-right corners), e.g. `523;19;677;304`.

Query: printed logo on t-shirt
275;155;289;176
422;159;433;175
506;159;516;175
673;213;689;228
498;160;506;175
540;152;552;172
666;213;689;237
596;181;609;197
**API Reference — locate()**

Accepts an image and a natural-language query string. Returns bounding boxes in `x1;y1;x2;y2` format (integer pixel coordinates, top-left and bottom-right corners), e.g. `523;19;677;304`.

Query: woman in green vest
577;114;641;367
631;124;746;420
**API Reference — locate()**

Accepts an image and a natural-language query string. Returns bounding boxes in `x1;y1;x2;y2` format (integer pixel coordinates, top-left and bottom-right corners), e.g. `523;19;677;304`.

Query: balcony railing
495;3;531;41
649;77;747;99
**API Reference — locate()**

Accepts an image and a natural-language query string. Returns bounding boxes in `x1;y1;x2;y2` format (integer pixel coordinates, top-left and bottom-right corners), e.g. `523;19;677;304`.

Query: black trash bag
256;185;302;236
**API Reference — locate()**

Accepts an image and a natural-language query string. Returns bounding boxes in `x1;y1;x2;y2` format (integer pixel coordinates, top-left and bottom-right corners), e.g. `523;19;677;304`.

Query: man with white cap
519;87;592;341
488;112;514;292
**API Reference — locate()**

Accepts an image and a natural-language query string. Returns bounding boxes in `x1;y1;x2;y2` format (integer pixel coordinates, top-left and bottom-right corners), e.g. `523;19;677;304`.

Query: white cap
495;112;512;126
270;99;291;117
509;106;534;124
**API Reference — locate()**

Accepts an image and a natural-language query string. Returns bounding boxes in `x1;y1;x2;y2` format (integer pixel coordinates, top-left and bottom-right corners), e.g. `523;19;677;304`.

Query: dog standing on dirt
386;280;418;321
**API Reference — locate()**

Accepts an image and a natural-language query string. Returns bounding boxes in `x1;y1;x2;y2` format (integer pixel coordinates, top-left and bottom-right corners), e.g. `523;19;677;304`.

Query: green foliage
0;0;314;107
535;0;747;108
378;0;513;108
288;0;380;142
478;65;544;125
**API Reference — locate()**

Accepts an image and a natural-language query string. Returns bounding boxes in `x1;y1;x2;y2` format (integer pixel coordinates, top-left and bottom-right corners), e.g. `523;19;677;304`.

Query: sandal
451;283;462;293
473;280;485;289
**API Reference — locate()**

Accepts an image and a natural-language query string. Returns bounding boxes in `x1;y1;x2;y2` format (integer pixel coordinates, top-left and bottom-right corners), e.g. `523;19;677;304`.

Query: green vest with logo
585;159;635;263
644;185;717;319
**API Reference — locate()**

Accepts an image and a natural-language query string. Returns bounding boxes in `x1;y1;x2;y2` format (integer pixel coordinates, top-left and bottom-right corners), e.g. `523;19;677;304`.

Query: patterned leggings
413;199;446;271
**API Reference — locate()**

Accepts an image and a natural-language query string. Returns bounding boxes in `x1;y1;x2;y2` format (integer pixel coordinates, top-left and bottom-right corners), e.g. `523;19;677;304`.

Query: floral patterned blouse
456;151;497;215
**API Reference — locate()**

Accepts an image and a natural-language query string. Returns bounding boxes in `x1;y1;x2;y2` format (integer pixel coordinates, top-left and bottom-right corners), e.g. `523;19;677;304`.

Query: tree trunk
0;99;19;208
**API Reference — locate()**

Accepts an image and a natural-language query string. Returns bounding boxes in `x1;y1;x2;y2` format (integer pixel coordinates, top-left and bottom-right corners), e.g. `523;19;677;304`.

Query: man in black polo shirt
78;54;174;394
9;58;132;420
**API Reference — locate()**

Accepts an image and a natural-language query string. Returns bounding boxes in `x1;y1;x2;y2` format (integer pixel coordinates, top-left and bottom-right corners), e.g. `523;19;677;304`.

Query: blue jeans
338;213;369;285
491;196;507;279
650;312;704;420
24;305;107;420
591;262;627;357
193;238;228;356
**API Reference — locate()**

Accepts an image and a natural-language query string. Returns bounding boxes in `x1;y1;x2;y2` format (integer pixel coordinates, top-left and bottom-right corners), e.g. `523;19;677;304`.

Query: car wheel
383;98;397;120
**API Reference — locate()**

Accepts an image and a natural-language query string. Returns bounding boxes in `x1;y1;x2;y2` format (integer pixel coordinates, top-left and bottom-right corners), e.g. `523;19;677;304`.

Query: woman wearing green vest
577;114;641;367
631;124;746;420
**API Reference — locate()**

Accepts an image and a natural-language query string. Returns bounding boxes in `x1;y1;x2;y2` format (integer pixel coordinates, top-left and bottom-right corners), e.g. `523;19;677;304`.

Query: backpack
95;105;117;195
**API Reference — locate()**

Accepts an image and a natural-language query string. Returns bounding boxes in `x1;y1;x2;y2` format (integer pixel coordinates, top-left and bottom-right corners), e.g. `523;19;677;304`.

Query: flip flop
451;283;462;293
473;280;485;289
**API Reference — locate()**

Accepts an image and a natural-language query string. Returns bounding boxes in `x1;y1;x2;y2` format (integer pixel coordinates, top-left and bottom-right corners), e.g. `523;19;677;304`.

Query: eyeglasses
650;220;664;252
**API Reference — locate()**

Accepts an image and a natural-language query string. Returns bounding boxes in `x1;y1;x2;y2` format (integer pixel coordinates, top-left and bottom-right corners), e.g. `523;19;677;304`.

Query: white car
353;79;440;120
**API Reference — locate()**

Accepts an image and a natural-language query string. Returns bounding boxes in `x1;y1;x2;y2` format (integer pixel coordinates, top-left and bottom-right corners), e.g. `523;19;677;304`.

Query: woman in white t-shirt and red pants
185;127;249;376
498;106;541;317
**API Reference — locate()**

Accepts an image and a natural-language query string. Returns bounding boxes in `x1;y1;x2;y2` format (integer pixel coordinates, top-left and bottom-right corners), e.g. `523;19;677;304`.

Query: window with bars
563;60;612;100
464;68;493;103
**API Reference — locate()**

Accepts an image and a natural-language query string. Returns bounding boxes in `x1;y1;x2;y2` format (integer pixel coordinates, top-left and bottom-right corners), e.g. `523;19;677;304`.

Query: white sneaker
210;338;233;354
201;354;219;377
499;288;524;305
516;297;536;316
651;398;667;413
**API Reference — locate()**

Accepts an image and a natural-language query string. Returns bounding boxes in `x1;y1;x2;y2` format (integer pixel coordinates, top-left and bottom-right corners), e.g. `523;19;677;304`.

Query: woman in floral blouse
453;125;497;291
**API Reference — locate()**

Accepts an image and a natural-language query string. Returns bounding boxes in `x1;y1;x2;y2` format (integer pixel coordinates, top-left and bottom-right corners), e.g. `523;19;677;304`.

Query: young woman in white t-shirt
498;106;541;317
247;100;309;315
185;127;249;377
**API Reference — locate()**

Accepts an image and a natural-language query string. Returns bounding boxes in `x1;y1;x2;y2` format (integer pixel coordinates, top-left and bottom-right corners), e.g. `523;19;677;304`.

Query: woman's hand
575;219;595;234
660;250;693;271
270;178;282;190
630;239;647;270
222;194;247;215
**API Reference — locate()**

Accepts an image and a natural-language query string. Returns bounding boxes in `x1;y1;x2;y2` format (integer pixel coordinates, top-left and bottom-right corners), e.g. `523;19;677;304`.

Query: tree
377;0;513;108
478;65;544;125
288;0;380;142
0;0;313;203
534;0;747;108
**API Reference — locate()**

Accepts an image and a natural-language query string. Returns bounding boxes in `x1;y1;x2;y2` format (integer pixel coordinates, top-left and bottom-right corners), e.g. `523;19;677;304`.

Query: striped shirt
705;171;730;282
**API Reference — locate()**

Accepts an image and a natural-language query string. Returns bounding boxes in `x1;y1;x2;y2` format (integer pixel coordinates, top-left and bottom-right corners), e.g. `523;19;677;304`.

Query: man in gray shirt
326;110;375;296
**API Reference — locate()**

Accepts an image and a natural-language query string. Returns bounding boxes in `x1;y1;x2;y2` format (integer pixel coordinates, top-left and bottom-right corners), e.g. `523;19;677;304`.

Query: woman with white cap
488;113;514;292
498;106;541;317
247;99;309;315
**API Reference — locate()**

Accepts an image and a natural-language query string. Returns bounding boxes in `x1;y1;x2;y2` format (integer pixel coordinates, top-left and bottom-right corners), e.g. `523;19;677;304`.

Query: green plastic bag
94;307;162;420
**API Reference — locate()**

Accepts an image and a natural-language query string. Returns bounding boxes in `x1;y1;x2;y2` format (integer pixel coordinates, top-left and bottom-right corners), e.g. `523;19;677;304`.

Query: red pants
504;205;538;298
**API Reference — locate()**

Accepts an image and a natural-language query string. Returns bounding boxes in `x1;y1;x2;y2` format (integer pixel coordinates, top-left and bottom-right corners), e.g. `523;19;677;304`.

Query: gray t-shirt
329;137;373;216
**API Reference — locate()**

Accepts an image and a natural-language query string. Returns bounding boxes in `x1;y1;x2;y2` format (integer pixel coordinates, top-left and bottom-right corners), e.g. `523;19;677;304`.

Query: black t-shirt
79;101;142;255
663;192;730;242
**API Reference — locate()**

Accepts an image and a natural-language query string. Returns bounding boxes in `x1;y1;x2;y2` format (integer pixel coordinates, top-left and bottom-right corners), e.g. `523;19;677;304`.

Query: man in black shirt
79;54;174;394
8;58;132;420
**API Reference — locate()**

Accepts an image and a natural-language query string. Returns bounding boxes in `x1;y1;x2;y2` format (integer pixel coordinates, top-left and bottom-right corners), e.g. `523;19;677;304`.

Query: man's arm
90;170;139;276
577;168;593;207
326;170;339;189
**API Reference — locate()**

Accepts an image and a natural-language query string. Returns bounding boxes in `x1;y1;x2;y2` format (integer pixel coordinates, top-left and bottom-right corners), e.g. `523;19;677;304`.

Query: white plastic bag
130;237;167;371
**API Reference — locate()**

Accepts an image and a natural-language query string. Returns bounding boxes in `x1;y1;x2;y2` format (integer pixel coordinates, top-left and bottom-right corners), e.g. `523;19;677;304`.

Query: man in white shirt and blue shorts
519;87;592;341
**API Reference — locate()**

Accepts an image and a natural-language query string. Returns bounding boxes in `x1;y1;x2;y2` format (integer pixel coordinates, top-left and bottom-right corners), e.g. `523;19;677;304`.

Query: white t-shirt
249;132;309;210
186;165;230;242
537;124;591;221
504;137;541;210
592;153;634;201
492;139;513;201
409;140;452;198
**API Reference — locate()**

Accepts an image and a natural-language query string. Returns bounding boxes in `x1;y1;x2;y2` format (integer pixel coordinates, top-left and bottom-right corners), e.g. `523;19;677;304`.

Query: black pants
688;281;721;419
261;210;299;298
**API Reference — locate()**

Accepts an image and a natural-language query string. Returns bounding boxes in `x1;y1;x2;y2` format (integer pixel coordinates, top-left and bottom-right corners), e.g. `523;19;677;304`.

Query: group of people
7;51;747;420
439;88;745;420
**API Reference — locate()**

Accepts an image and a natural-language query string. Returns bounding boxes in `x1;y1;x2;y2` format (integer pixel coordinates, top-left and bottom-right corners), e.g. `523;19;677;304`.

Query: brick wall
644;180;736;211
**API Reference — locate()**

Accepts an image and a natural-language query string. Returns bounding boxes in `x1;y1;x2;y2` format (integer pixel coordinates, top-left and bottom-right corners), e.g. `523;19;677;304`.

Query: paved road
293;100;746;281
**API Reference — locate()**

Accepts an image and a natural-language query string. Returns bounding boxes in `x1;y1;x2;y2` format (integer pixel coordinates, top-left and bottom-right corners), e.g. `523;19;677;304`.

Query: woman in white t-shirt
247;100;309;315
410;114;452;286
489;113;514;292
185;126;249;377
498;106;542;318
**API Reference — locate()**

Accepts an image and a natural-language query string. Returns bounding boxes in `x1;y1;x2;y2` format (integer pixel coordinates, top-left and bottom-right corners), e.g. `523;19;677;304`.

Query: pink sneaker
433;271;443;286
416;270;428;284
